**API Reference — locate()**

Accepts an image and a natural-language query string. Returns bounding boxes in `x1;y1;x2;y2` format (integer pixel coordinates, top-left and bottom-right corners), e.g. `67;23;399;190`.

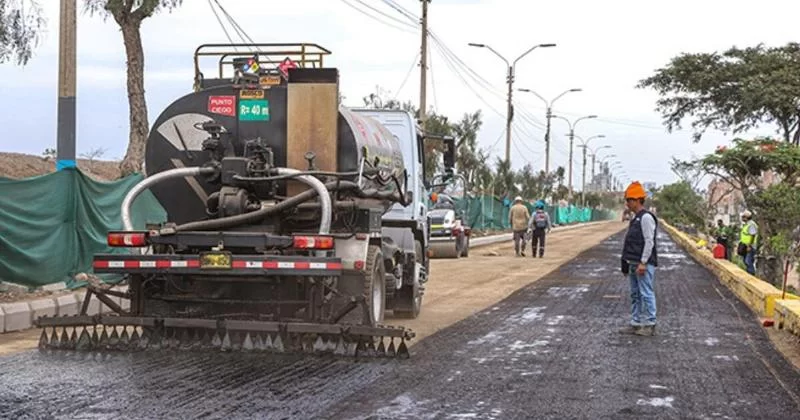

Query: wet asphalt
2;230;800;419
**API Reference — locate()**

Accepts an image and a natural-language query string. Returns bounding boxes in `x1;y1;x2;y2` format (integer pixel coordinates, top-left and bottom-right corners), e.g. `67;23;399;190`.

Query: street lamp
517;87;582;173
552;114;597;198
468;42;556;164
574;134;605;205
588;146;612;179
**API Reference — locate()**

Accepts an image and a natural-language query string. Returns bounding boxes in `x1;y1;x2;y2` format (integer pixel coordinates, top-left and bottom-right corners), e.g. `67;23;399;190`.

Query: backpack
533;212;548;229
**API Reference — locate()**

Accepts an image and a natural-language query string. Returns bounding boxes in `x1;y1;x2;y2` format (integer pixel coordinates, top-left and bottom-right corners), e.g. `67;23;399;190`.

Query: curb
0;285;129;334
661;221;800;340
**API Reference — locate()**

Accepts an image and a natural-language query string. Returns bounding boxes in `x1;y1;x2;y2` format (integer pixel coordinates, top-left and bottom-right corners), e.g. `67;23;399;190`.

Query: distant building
706;171;778;225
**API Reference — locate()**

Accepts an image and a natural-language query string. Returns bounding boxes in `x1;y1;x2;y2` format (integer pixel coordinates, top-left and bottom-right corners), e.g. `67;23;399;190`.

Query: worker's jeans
628;263;656;326
744;248;756;275
531;228;546;257
513;230;527;255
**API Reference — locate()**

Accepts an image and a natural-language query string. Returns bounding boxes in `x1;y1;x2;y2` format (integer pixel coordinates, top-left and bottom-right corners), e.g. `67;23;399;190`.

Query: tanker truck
34;43;456;359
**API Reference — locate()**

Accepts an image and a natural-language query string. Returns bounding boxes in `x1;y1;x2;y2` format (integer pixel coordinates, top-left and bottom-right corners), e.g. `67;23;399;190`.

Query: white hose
121;167;215;231
276;168;332;235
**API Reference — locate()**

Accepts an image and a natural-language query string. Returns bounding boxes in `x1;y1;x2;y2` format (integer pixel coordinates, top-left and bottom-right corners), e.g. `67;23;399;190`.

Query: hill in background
0;152;121;181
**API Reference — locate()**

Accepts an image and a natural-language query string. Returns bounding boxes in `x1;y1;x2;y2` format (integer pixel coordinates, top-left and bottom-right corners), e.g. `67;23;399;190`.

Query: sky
1;0;798;189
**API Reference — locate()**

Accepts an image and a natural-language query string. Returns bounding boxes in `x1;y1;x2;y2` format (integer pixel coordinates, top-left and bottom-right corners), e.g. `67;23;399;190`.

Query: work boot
618;325;641;335
634;325;656;336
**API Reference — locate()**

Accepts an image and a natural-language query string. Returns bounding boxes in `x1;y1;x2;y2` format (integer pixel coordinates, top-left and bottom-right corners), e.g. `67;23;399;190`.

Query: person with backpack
528;200;551;258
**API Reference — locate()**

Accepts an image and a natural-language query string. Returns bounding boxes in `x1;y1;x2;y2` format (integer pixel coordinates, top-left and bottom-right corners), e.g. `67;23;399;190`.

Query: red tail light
293;235;335;250
107;231;148;247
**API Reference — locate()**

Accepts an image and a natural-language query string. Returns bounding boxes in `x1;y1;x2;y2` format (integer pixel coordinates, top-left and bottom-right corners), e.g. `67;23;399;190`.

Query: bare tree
79;147;108;171
84;0;183;177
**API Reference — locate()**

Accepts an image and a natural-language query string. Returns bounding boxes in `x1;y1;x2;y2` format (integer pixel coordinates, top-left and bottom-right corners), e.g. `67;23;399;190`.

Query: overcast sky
1;0;797;188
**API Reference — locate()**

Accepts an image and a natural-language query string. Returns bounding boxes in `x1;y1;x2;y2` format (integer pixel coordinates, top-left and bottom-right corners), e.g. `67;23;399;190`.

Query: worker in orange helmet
619;181;659;337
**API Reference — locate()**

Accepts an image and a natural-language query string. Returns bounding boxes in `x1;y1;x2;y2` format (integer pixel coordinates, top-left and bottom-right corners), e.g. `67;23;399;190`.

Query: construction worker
509;196;531;256
619;181;659;337
738;210;758;275
528;200;551;258
713;219;732;260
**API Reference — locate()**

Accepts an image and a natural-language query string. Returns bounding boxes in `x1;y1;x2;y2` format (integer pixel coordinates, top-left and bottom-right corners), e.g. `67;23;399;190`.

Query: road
1;222;799;419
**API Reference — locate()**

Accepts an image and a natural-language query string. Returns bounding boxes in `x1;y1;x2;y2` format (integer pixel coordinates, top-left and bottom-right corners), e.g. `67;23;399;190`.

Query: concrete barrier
29;298;58;320
1;302;32;332
0;306;5;333
662;221;800;340
774;299;800;336
56;294;79;316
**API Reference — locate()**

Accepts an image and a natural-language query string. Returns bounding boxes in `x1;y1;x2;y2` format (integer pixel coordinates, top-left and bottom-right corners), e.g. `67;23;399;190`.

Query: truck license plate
199;252;232;269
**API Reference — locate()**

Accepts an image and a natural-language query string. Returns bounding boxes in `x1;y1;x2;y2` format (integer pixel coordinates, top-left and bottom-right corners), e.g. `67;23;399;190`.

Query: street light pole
469;42;556;163
552;114;597;199
517;88;582;173
574;135;605;206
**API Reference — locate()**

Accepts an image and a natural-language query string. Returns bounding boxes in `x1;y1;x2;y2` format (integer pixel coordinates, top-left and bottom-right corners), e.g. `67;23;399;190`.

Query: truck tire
394;241;422;319
364;244;386;324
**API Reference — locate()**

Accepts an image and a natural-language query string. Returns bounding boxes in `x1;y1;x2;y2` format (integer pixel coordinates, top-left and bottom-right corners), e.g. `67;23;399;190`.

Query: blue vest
622;209;658;266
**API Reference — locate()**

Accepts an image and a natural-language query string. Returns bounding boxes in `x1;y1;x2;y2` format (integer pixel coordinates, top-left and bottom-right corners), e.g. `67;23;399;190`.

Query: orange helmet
624;181;647;200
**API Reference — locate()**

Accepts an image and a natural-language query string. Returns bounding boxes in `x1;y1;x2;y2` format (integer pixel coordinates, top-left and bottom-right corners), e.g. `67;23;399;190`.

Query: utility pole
568;129;575;198
418;0;430;124
504;67;514;163
581;144;587;205
57;0;77;171
544;107;552;172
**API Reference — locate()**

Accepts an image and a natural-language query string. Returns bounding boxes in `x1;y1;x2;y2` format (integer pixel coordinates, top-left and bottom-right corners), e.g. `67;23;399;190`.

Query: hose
277;168;332;235
174;178;361;233
121;166;216;231
169;179;406;233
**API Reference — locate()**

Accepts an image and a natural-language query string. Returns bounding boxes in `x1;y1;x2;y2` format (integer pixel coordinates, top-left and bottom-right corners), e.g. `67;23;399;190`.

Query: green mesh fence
0;168;166;289
429;194;618;230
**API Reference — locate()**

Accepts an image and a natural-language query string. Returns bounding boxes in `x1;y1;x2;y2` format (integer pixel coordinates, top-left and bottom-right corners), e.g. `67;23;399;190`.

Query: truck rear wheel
364;244;386;324
394;241;422;319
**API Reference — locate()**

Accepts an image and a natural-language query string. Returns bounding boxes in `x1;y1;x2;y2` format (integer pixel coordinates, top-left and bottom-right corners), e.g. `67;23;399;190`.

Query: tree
651;181;706;228
678;137;800;284
84;0;183;177
0;0;45;65
637;43;800;143
452;111;489;192
492;158;516;198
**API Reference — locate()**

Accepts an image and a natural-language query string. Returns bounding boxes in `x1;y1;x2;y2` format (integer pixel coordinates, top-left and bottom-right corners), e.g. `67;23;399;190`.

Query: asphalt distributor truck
35;44;457;359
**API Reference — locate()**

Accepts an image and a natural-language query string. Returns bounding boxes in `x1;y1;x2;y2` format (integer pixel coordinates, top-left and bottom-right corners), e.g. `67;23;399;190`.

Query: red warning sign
278;58;298;78
208;95;236;117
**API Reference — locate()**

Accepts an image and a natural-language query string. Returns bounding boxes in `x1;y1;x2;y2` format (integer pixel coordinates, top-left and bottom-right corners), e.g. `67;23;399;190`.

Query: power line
213;0;255;44
207;0;236;46
429;48;438;111
394;51;420;100
429;38;505;119
354;0;417;29
339;0;417;34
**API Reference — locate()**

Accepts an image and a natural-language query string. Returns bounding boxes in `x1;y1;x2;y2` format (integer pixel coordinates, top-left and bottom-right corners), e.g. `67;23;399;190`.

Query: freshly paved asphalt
1;230;799;419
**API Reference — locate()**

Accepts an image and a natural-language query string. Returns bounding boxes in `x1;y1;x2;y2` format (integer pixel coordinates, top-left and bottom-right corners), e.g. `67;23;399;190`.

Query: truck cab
351;108;439;318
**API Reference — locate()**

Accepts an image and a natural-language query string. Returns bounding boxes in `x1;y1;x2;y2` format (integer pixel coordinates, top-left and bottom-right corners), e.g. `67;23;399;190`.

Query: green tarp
0;168;166;289
430;195;617;230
